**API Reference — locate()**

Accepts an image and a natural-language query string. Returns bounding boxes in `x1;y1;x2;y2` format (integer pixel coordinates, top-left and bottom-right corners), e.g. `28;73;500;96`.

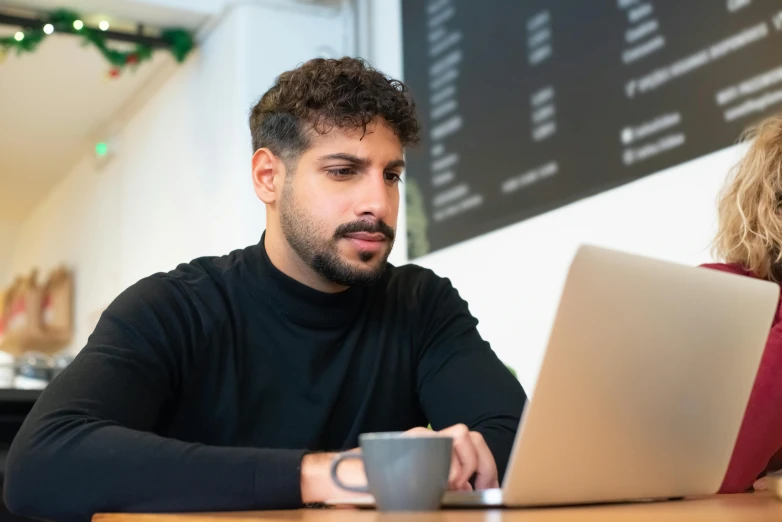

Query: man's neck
263;229;348;294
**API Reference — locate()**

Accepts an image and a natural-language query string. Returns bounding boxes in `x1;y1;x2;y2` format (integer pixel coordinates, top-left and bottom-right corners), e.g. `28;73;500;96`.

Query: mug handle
330;453;370;493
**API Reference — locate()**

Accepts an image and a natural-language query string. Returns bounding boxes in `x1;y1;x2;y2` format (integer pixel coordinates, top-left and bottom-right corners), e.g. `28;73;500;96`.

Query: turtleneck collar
243;233;368;329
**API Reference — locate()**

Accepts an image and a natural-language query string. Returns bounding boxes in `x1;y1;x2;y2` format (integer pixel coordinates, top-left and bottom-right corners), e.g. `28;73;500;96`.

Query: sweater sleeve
3;276;306;522
414;272;527;481
699;263;782;492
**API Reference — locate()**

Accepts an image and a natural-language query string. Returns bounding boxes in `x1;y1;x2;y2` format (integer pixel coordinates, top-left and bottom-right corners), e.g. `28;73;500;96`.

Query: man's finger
754;477;768;491
441;424;477;489
448;448;464;490
458;481;473;492
468;431;498;490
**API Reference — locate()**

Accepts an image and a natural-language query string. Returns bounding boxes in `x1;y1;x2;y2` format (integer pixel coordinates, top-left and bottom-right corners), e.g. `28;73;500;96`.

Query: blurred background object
13;352;54;390
0;267;72;356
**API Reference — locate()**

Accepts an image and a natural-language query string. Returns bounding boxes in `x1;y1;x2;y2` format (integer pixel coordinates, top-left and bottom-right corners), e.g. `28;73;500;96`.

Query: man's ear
252;148;285;204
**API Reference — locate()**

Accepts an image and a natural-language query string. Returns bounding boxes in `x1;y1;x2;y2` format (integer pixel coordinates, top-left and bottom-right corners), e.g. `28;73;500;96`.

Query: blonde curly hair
713;114;782;281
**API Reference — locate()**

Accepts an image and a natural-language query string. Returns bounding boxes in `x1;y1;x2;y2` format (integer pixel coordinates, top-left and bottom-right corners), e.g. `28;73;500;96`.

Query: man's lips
344;232;387;241
342;232;389;252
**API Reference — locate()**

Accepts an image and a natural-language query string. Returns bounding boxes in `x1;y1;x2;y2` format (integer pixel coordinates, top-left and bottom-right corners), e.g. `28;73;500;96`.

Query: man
4;57;526;520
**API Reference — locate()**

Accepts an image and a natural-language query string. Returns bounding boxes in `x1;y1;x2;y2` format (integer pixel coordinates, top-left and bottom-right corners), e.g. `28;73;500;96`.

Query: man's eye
326;168;356;178
385;172;403;184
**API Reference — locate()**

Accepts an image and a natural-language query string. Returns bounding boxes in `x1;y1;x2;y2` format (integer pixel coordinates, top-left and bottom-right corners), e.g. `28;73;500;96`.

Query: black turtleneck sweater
4;236;526;521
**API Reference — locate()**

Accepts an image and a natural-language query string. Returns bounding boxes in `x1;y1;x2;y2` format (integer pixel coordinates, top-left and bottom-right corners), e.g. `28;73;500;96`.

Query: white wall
6;1;348;354
229;0;352;255
0;221;20;287
7;6;246;354
364;0;742;392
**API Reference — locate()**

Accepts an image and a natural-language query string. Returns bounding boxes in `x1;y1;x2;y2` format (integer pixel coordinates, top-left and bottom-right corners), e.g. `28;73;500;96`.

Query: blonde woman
703;113;782;493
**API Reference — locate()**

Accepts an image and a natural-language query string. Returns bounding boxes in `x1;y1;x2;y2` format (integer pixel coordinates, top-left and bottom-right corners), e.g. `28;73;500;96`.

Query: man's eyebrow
317;153;370;167
386;159;406;170
317;154;405;171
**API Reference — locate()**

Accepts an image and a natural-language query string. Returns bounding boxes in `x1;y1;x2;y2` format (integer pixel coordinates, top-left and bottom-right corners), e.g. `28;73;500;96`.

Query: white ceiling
0;0;215;223
1;0;218;32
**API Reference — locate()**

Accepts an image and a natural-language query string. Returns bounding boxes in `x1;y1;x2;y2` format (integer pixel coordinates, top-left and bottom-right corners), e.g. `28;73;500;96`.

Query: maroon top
701;263;782;492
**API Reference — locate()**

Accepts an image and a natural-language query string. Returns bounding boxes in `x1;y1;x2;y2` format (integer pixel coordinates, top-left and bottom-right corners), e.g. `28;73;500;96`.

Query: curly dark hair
249;57;419;163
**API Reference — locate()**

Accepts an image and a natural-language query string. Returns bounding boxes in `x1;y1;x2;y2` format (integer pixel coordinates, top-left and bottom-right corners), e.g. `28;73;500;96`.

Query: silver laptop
333;244;780;508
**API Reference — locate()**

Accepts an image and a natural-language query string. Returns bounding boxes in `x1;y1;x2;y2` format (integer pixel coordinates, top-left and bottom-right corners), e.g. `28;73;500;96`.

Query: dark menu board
401;0;782;258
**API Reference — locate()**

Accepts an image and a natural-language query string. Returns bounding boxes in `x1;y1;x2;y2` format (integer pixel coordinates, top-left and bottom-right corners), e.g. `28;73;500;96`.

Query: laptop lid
501;245;779;506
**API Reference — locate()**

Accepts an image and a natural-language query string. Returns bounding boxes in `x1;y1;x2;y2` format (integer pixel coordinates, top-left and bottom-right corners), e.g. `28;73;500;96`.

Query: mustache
335;220;396;241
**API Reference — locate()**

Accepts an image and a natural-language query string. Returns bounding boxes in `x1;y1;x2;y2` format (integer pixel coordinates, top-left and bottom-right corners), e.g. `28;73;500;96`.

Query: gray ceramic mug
330;432;453;511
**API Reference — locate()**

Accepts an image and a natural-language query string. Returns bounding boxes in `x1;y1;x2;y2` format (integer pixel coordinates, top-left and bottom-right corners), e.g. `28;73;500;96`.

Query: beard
279;183;395;287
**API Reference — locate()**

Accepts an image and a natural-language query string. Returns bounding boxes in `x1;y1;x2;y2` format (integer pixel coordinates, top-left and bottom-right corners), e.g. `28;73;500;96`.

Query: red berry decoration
108;67;120;79
126;54;138;65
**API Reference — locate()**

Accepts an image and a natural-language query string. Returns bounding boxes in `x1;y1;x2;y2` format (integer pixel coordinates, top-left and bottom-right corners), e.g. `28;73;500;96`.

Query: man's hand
300;424;498;504
404;424;499;492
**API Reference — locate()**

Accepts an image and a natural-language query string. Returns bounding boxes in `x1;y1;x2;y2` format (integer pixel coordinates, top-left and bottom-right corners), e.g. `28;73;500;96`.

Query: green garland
0;9;193;76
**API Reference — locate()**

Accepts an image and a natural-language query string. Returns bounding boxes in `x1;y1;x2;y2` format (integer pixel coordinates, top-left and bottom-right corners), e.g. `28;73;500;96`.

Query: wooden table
95;493;782;522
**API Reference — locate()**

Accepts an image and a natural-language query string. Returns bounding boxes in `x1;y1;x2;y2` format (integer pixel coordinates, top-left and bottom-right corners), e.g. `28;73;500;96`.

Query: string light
0;9;194;74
